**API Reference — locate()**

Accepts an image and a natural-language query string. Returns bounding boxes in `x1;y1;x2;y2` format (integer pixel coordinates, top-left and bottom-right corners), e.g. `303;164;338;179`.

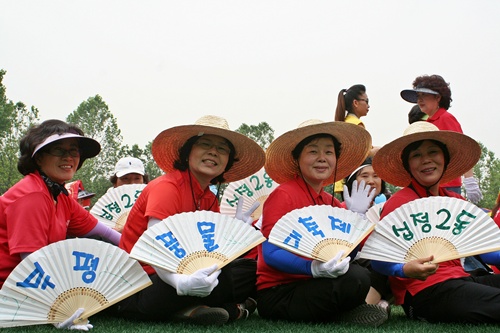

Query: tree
67;95;123;200
236;122;274;150
0;70;40;194
120;142;163;181
471;142;500;209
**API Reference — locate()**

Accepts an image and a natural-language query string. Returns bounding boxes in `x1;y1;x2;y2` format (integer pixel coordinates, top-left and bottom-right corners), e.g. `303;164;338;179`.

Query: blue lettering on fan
329;216;351;233
284;230;302;248
156;232;187;258
16;261;55;290
298;216;325;237
197;221;219;252
72;251;100;283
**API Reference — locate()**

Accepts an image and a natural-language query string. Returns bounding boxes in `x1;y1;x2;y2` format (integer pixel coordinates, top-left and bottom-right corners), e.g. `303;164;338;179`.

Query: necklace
188;171;201;211
188;170;218;211
303;177;318;205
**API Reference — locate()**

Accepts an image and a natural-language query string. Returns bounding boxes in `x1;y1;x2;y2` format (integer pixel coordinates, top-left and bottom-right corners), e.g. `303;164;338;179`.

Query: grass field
1;306;499;333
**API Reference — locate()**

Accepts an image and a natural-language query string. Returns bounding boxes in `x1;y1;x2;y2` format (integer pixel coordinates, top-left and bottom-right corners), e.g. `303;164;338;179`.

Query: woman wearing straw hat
256;119;389;326
116;115;265;326
0;119;121;330
371;121;500;324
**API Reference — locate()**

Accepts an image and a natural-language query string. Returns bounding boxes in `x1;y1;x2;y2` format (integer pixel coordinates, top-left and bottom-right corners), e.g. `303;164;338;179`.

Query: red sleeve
494;211;500;229
260;187;294;238
145;180;182;220
66;196;98;237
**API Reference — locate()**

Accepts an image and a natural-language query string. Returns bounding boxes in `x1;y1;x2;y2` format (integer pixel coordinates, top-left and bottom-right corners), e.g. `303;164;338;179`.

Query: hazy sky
2;1;500;155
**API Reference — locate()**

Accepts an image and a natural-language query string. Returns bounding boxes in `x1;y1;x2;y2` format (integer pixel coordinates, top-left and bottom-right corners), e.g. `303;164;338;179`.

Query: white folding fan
130;211;266;274
365;202;385;225
90;184;146;230
359;196;500;264
268;205;376;262
220;167;278;222
0;238;152;328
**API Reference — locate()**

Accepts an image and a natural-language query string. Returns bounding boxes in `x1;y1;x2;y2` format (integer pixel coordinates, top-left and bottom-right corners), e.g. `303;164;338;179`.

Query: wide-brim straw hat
152;115;265;183
265;120;372;184
373;122;481;187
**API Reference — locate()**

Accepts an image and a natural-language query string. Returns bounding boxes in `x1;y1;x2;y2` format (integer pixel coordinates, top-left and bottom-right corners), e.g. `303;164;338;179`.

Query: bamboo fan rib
359;197;500;263
0;238;152;328
90;184;146;229
220;167;278;221
130;211;266;274
268;205;375;262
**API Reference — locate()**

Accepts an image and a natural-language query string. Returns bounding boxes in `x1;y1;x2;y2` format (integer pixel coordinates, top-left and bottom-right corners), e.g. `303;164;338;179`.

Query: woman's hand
402;255;439;280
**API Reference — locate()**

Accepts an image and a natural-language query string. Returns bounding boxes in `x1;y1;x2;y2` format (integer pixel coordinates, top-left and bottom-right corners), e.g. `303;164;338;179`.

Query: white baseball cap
114;157;145;177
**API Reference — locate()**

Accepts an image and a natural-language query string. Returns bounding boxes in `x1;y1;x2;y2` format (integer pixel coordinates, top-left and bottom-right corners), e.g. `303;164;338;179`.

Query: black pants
257;264;371;323
353;259;393;301
109;258;256;321
403;275;500;323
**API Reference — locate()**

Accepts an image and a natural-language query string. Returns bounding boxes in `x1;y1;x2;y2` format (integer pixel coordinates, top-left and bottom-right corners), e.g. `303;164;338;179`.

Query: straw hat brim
152;124;265;183
265;122;372;184
373;130;481;187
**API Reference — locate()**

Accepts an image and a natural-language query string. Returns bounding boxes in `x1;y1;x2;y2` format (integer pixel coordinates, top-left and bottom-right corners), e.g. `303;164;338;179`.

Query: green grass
1;306;499;333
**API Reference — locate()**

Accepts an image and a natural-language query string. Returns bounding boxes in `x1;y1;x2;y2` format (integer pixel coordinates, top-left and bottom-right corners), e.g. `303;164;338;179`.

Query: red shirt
427;108;463;188
119;169;219;274
380;179;468;304
257;175;342;290
0;172;97;287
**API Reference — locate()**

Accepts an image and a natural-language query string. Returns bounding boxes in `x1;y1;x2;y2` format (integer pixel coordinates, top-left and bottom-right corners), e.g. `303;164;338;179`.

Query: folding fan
268;205;376;262
130;211;266;274
90;184;146;230
220;167;278;221
0;238;152;328
365;202;385;225
359;196;500;264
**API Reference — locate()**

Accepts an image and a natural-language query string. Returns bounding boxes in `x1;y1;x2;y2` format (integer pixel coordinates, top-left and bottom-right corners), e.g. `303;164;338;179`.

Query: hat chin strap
410;168;445;196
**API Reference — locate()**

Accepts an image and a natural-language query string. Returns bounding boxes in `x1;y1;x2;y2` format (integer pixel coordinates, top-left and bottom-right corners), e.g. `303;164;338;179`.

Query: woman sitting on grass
371;122;500;324
256;120;389;327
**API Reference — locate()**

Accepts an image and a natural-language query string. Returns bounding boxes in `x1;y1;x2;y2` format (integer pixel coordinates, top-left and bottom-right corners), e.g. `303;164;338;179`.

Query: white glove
154;264;221;297
463;177;482;204
54;308;93;331
311;250;350;278
235;197;260;226
343;180;376;215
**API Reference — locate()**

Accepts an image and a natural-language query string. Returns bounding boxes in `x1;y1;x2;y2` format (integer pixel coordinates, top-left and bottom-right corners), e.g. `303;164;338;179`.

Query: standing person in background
0;119;121;330
400;74;482;204
257;119;389;327
335;84;370;126
334;84;373;194
110;156;149;188
115;115;266;326
407;105;428;124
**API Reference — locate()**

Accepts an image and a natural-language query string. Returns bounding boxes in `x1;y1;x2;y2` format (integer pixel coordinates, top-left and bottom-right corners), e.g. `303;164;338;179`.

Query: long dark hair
335;84;366;121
